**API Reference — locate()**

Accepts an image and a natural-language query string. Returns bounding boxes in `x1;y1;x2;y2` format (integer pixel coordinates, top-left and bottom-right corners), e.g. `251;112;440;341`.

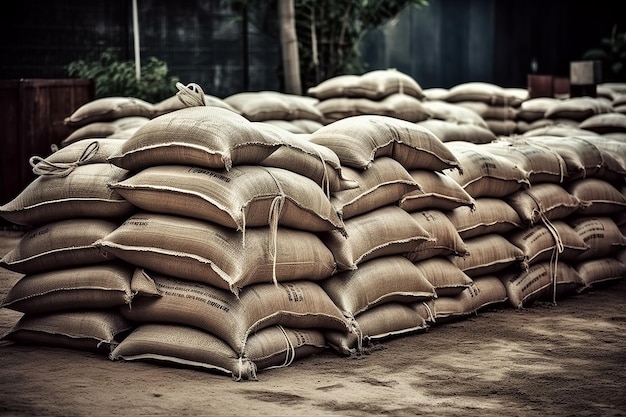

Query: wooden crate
0;79;94;208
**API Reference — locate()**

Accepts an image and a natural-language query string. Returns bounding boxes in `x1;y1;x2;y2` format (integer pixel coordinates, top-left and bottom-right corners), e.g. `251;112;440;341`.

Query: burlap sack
2;310;133;354
446;197;523;240
316;94;432;123
95;212;336;294
544;97;613;122
454;101;518;120
224;91;323;122
0;218;118;274
522;124;601;139
404;210;469;262
319;205;433;271
330;157;419;220
575;257;626;290
444;82;520;106
343;69;425;100
443;141;529;198
324;302;429;356
64;97;155;127
31;139;128;171
525;136;603;180
500;261;584;308
412;257;474;297
507;220;589;268
516;97;560;122
121;269;348;355
505;183;581;227
321;255;435;317
309;114;460;171
0;261;134;314
61;117;148;147
109;165;345;233
307;74;362;100
417;119;498;144
433;276;507;323
107;106;283;172
421;100;489;128
398;169;475;212
566;178;626;216
110;323;326;381
483;140;567;184
579;112;626;134
449;234;524;278
569;216;626;261
0;163;133;227
255;122;357;192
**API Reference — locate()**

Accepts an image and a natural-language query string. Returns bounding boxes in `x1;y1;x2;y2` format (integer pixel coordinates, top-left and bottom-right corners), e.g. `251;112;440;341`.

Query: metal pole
132;0;141;80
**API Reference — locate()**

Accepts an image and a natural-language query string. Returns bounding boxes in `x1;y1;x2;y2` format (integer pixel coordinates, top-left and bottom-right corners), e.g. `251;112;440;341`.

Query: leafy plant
67;49;180;103
582;25;626;82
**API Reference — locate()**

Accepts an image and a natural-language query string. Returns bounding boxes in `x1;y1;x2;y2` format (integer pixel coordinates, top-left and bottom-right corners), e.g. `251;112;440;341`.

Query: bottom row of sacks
3;250;625;381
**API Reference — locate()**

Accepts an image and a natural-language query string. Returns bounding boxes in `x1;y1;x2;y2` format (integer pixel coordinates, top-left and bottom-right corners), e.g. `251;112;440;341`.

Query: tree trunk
278;0;301;94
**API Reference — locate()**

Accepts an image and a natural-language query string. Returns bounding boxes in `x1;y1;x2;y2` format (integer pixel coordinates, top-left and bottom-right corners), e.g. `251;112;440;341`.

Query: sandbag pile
1;77;626;382
307;69;432;125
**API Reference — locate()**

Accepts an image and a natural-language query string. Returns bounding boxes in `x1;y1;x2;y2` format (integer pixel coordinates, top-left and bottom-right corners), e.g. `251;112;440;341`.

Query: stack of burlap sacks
1;73;625;381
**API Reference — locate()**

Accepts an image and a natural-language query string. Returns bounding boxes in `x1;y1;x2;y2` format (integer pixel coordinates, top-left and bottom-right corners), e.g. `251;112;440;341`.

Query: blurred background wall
0;0;623;96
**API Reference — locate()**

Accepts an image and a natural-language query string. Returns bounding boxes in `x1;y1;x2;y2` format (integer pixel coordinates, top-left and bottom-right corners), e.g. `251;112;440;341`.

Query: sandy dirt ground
0;229;625;417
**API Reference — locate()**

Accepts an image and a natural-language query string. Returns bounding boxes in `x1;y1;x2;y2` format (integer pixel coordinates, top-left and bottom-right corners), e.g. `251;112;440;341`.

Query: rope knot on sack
176;82;206;107
29;140;100;177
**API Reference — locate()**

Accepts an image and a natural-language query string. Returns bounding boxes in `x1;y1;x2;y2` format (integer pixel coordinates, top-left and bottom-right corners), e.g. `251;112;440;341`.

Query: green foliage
67;49;180;103
582;25;626;82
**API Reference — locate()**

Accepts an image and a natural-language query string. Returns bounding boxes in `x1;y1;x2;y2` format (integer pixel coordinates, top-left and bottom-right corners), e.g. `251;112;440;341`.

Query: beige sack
224;91;323;122
331;157;419;220
0;218;118;274
0;163;133;227
507;220;589;268
320;205;433;271
506;183;581;227
0;261;134;314
399;169;475;212
416;119;498;144
325;302;429;356
433;276;507;322
321;255;435;317
404;210;469;262
447;197;523;240
569;216;626;261
443;141;529;198
2;310;133;354
110;323;326;381
64;97;155;127
566;178;626;216
309;115;460;171
412;257;474;297
575;257;626;290
525;136;603;180
449;234;524;278
107;106;283;172
122;269;348;355
500;261;584;308
256;124;357;192
483;140;567;184
110;165;345;233
95;212;336;294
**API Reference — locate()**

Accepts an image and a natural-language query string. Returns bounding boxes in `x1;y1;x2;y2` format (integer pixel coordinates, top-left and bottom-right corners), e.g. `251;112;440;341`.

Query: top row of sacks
60;70;626;147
